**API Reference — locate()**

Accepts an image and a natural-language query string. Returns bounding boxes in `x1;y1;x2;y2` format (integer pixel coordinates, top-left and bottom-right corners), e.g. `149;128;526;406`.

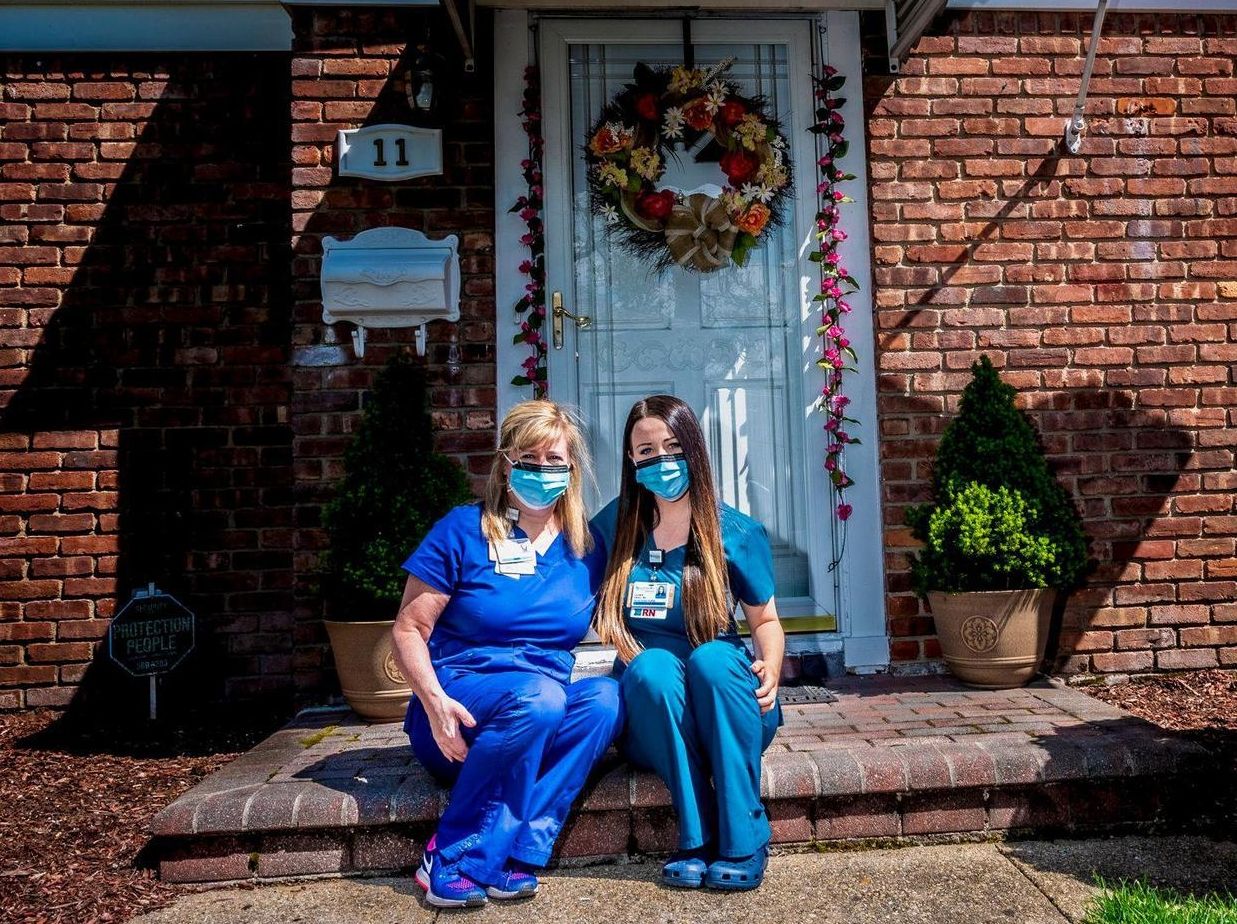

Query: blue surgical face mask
634;453;691;501
507;457;571;511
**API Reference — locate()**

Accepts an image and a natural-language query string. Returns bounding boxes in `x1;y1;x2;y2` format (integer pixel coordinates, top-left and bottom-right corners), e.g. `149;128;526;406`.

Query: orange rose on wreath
735;202;771;236
683;98;714;132
589;124;631;156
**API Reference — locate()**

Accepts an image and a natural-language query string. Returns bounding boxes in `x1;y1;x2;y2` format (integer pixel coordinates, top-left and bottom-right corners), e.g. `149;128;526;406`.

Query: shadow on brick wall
1;54;295;721
284;7;497;697
1043;388;1196;673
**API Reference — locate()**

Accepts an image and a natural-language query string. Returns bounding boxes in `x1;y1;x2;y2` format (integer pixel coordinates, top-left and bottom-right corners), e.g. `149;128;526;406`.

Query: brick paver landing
150;676;1219;885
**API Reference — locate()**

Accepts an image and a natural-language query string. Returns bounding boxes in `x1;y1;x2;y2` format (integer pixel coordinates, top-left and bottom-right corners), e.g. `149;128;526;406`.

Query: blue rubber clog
705;845;769;891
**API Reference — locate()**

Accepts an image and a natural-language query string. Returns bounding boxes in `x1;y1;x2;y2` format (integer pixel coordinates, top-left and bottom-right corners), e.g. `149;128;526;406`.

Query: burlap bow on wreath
664;193;739;273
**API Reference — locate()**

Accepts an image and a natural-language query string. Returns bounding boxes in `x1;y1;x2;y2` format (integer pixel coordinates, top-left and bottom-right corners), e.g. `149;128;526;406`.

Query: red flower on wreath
683;98;714;132
635;92;660;122
635;188;676;223
719;99;746;128
720;148;759;186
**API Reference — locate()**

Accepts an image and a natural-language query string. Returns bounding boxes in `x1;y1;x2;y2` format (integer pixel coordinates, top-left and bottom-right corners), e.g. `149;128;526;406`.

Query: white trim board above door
496;12;888;672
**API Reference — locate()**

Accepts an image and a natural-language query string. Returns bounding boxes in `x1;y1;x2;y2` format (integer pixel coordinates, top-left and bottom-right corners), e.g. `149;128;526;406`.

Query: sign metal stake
149;675;157;722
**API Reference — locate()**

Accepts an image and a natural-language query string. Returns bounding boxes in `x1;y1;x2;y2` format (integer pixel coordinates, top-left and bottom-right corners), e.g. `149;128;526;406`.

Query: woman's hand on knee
751;659;778;715
427;693;477;762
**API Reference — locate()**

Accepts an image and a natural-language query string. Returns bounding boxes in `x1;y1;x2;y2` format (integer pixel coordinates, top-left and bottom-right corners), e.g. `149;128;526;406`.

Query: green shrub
907;356;1089;596
322;354;473;616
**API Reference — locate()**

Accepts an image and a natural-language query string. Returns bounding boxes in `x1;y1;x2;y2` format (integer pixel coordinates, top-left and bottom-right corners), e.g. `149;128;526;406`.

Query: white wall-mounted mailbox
320;226;460;358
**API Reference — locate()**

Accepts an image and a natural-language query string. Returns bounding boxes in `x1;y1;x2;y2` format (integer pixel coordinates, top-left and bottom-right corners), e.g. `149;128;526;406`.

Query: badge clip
648;549;664;569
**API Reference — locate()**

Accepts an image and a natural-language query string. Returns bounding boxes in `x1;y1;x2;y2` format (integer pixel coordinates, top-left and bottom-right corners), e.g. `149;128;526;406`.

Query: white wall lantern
321;227;460;359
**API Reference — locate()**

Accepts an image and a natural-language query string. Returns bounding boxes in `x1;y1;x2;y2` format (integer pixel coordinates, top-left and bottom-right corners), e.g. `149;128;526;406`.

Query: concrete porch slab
149;676;1222;885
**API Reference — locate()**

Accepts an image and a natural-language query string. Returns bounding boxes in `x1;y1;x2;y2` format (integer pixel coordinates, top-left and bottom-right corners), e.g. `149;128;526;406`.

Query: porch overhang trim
884;0;947;72
0;0;292;51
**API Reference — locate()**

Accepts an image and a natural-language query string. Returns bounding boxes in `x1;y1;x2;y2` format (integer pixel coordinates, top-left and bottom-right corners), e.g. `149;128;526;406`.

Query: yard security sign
108;583;195;719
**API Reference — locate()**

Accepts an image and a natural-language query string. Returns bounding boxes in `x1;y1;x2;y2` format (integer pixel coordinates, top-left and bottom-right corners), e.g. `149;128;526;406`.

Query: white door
540;19;834;621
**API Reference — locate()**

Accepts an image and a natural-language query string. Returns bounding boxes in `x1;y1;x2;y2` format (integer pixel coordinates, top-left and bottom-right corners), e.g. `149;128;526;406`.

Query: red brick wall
0;55;294;710
5;10;1236;709
866;11;1237;676
287;8;496;695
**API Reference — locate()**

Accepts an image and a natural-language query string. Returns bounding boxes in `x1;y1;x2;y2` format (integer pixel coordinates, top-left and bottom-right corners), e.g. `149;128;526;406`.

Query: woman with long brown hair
392;400;623;909
593;395;784;891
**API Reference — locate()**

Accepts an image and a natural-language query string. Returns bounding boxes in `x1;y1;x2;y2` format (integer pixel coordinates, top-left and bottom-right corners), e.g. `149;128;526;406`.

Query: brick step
149;678;1222;885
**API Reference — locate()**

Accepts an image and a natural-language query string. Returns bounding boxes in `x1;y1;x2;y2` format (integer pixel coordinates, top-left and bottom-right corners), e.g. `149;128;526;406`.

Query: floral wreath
584;60;793;274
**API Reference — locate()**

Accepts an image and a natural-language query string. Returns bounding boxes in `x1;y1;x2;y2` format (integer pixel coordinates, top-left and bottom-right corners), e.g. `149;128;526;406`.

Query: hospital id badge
627;581;675;610
492;538;535;577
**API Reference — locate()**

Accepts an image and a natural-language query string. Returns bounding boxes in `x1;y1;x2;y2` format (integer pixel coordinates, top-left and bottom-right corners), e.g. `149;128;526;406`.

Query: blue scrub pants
407;671;623;886
620;640;781;859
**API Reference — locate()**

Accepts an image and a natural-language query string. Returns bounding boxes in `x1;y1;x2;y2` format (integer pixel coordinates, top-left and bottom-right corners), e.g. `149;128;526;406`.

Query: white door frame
495;10;888;672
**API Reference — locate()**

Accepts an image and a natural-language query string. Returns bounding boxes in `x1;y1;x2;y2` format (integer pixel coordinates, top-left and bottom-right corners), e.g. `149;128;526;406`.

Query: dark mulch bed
1081;669;1237;757
0;708;283;924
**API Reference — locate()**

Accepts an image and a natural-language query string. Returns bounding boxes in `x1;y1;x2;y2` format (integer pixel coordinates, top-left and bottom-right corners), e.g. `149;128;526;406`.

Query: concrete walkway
133;835;1237;924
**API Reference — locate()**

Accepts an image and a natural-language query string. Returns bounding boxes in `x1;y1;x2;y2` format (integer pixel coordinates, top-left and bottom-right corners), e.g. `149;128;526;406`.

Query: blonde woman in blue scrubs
593;394;784;891
392;400;623;908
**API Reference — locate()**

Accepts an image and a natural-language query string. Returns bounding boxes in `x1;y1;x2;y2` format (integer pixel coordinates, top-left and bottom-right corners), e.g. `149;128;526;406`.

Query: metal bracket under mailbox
349;324;427;359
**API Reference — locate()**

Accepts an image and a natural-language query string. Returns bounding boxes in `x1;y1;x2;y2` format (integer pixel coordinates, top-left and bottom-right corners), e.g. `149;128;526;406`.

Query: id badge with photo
627;580;675;610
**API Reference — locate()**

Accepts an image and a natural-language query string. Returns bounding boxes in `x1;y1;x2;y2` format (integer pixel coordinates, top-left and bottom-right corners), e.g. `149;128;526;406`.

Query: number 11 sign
336;124;443;182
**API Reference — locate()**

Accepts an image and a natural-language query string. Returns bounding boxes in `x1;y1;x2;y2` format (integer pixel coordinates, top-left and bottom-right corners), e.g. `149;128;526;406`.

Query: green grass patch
1085;879;1237;924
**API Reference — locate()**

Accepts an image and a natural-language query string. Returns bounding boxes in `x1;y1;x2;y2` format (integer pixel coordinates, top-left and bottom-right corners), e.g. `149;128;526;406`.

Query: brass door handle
551;291;591;349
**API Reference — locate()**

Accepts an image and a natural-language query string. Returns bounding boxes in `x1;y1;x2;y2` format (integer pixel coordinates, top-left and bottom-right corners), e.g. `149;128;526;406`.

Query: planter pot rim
927;588;1052;598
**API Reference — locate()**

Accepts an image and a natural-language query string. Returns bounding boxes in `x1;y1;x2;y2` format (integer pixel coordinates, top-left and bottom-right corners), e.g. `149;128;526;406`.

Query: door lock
551;291;592;350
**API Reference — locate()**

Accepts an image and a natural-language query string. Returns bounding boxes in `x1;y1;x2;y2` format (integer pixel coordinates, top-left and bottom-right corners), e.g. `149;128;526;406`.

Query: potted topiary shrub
906;356;1089;689
321;353;473;720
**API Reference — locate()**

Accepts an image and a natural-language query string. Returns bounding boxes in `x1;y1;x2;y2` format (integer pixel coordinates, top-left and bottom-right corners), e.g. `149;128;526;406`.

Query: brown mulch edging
0;709;282;924
1081;669;1237;760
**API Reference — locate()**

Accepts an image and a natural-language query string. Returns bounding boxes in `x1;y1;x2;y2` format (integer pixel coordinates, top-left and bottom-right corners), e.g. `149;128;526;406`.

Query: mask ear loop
499;450;520;536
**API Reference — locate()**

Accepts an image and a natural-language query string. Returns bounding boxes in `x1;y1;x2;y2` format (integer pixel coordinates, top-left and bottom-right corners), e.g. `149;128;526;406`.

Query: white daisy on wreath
742;182;776;204
600;204;619;224
705;81;728;114
661;105;685;139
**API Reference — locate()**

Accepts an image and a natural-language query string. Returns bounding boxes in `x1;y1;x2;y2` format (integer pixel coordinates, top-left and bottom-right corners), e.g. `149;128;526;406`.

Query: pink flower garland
511;66;547;397
811;65;860;524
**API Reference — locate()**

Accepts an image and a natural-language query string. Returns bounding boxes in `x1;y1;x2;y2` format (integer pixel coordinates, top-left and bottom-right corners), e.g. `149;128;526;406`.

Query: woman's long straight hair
595;395;730;663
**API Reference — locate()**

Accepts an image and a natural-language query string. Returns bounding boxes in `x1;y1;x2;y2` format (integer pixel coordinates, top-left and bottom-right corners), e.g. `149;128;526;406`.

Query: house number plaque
335;124;443;182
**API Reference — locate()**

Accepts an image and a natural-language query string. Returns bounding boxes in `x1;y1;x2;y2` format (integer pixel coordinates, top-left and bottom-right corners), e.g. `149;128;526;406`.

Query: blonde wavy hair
482;400;594;558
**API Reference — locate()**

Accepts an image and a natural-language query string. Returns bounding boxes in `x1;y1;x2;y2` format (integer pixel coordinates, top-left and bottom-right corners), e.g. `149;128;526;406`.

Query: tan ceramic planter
927;589;1055;689
323;619;413;722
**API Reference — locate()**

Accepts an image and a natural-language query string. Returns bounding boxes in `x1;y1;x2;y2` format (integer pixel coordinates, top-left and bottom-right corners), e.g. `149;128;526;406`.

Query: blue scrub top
402;503;607;685
591;499;777;663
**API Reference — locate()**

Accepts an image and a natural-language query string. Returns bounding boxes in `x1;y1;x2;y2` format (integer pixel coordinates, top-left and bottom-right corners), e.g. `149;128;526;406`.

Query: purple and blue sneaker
415;835;488;908
484;864;539;900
